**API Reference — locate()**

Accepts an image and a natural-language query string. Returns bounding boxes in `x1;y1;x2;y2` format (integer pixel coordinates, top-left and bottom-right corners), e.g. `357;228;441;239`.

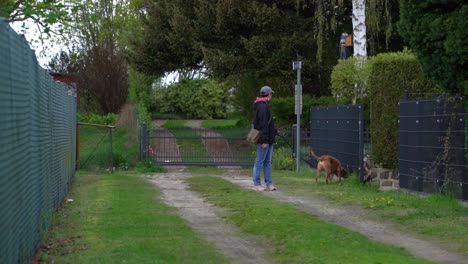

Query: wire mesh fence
77;123;115;172
0;19;76;264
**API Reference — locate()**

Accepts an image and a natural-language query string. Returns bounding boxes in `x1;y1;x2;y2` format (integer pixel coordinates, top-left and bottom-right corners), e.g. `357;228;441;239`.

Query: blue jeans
253;144;274;186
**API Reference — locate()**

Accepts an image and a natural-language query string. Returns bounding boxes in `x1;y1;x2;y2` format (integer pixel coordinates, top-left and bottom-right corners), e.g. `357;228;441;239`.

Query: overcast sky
10;20;61;68
8;19;179;84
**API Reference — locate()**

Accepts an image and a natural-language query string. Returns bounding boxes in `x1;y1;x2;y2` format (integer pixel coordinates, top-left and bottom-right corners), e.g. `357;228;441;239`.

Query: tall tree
59;0;137;114
352;0;367;57
129;0;204;78
76;42;128;113
399;0;467;96
129;0;406;96
130;0;325;95
366;0;403;55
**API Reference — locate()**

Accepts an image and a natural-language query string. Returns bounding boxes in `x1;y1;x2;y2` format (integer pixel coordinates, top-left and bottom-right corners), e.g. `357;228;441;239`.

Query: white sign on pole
294;85;302;115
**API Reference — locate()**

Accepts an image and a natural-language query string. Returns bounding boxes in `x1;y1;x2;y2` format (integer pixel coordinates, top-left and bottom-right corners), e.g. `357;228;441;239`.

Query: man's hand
261;143;269;148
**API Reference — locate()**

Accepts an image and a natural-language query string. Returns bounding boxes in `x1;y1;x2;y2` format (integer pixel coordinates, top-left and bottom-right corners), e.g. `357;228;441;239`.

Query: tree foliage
368;51;442;168
130;0;407;96
330;57;370;102
399;0;467;96
129;0;203;78
130;0;347;96
0;0;70;34
57;0;140;114
128;69;159;123
153;79;228;119
76;43;128;114
46;50;78;73
366;0;403;54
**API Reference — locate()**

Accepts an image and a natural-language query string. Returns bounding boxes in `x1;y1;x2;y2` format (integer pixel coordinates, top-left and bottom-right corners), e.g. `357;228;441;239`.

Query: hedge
368;50;441;168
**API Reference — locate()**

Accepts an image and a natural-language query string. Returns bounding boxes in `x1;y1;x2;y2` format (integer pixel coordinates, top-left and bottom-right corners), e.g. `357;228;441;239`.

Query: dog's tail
309;147;320;161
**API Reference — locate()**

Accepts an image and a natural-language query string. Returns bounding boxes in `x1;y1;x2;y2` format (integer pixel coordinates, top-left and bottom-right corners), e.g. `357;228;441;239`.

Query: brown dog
309;147;348;184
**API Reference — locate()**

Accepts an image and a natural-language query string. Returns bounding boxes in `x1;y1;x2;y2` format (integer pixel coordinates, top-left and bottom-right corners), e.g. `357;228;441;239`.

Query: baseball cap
260;86;274;96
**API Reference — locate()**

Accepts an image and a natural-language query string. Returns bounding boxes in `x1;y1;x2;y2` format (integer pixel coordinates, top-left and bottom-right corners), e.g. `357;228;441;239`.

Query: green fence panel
0;19;76;264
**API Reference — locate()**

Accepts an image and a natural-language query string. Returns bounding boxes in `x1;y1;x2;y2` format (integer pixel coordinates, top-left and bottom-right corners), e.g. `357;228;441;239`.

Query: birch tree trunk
352;0;367;58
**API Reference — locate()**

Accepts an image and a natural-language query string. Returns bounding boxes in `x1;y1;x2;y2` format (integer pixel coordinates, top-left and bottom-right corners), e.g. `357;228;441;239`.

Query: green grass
39;172;227;263
78;126;112;170
161;120;186;129
201;119;241;129
271;169;468;254
135;160;166;173
187;176;434;264
79;126;137;171
112;127;138;168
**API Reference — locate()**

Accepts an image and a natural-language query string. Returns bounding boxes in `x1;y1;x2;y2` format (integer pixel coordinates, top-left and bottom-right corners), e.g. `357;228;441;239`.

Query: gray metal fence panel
0;19;76;263
399;97;467;200
310;105;365;181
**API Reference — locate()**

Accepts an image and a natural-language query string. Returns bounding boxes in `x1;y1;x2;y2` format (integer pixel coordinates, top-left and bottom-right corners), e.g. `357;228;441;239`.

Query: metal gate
309;105;365;182
141;123;257;166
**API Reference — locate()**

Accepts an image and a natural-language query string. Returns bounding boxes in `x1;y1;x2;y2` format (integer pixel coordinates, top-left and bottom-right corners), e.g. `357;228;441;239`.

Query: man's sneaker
252;185;265;191
265;185;277;191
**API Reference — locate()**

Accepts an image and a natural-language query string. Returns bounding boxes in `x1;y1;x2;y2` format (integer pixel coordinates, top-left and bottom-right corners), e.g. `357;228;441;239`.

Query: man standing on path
252;86;277;191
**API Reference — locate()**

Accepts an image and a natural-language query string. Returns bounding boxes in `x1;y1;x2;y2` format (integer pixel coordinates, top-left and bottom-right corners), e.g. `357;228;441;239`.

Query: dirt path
151;120;182;163
185;120;235;163
147;166;273;264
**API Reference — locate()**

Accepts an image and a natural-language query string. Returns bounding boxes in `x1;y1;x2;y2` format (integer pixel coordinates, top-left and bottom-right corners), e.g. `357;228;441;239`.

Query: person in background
252;86;277;191
339;32;348;59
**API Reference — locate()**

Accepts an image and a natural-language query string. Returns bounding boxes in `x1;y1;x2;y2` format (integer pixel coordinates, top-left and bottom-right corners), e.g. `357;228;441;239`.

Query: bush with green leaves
269;96;351;127
330;57;371;101
136;160;166;173
369;50;442;168
154;79;228;119
77;113;117;125
128;69;159;124
272;147;295;171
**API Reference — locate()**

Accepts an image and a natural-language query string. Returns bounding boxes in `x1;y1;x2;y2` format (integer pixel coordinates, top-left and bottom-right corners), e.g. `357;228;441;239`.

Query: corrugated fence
0;19;76;263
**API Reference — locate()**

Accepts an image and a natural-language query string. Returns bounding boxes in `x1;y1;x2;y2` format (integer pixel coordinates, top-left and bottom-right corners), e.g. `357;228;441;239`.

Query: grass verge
187;176;434;264
201;119;241;129
38;172;227;264
272;169;468;254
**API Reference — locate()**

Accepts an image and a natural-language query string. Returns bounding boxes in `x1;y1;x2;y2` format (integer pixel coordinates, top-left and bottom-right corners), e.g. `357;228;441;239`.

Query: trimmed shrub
368;50;441;168
269;96;351;127
330;57;371;101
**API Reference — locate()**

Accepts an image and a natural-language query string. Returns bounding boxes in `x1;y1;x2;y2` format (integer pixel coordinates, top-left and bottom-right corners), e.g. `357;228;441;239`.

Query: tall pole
293;61;302;172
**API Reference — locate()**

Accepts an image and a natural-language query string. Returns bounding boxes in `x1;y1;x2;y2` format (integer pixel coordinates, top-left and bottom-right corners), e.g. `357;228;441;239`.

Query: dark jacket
253;101;276;144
